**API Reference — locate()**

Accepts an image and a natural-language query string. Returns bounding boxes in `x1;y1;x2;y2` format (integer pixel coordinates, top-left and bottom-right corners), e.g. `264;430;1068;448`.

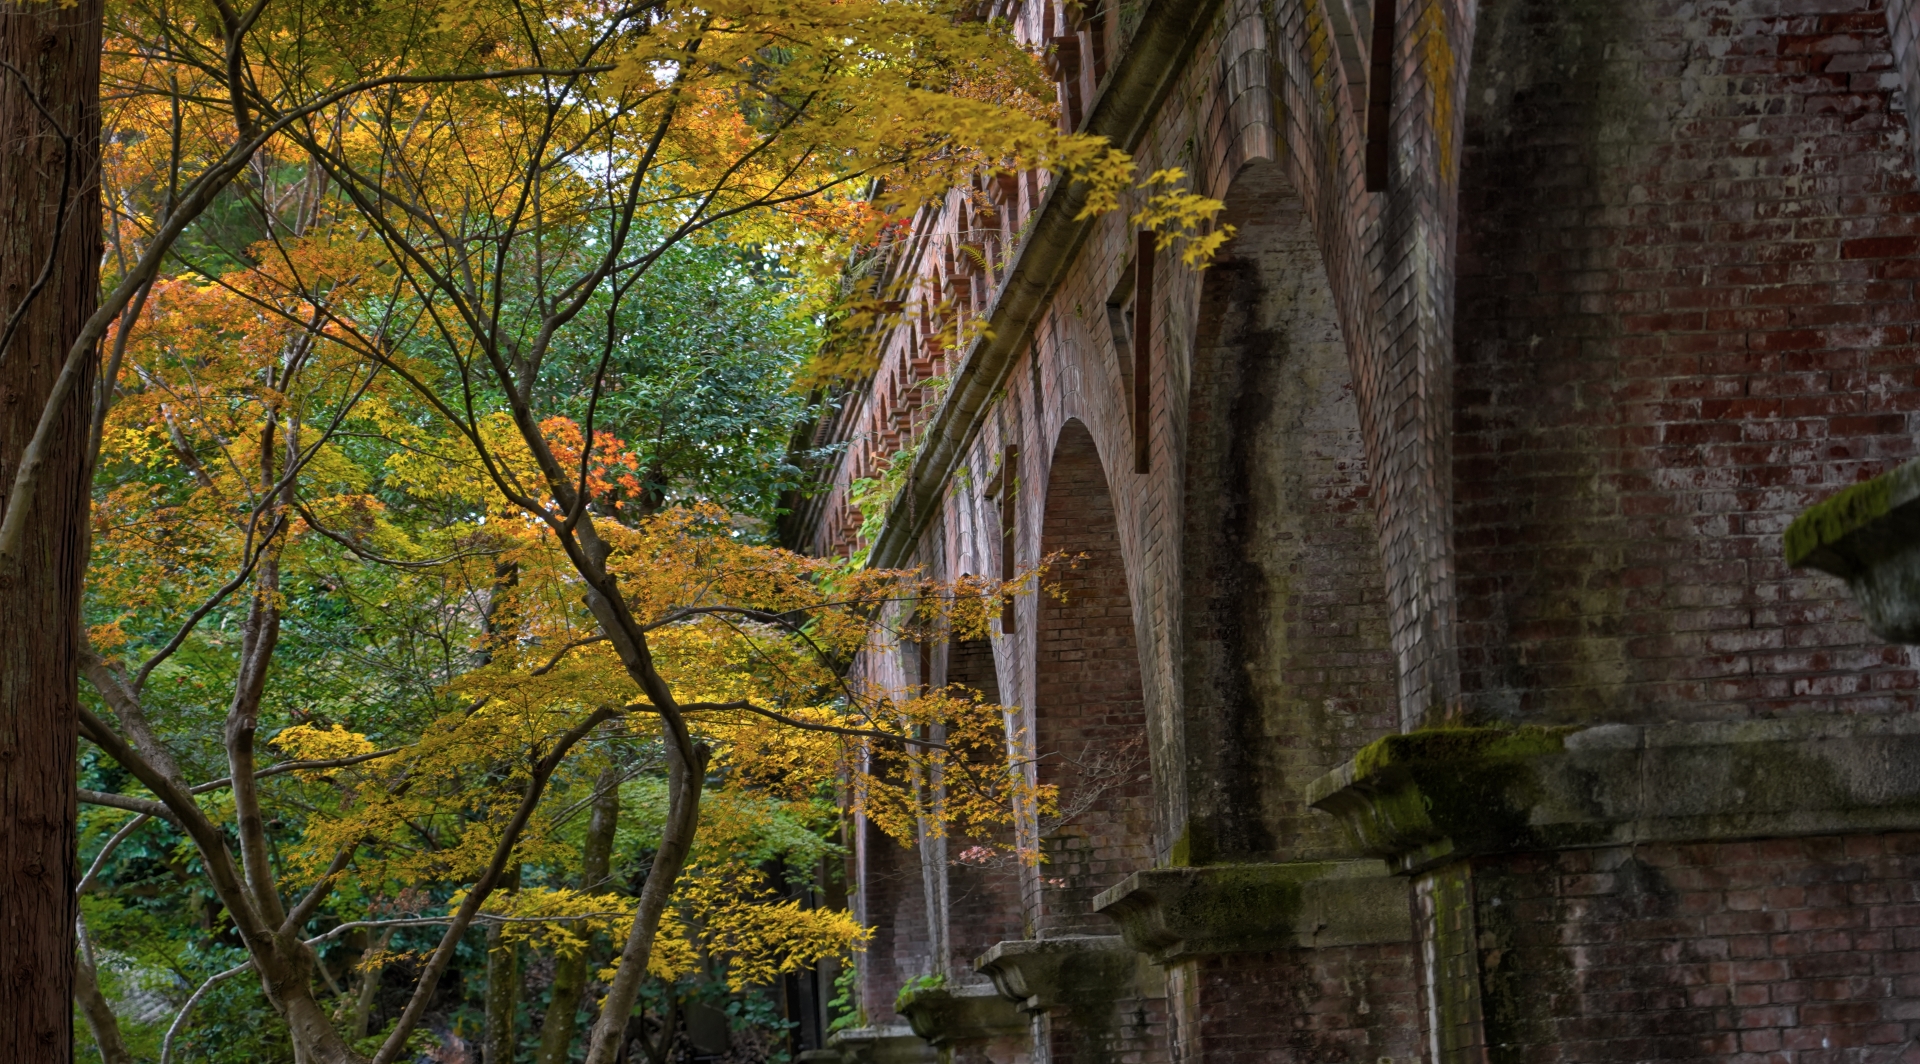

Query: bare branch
79;789;175;820
189;745;407;794
677;700;947;750
160;962;254;1064
78;814;155;896
294;499;504;570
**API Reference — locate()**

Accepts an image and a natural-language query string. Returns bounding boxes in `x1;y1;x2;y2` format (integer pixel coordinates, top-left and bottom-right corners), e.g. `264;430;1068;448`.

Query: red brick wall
1453;0;1920;725
1179;159;1400;865
944;636;1025;970
1470;833;1920;1061
801;0;1920;1060
1033;420;1156;936
1166;946;1421;1064
858;817;931;1025
1041;992;1168;1064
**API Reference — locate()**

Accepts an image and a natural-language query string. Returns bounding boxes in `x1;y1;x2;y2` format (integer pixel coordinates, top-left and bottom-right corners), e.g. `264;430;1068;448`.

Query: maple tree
68;0;1231;1058
79;229;1053;1064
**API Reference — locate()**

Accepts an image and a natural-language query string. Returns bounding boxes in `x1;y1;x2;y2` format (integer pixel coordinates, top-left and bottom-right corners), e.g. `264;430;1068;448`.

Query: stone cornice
865;0;1230;568
895;982;1027;1047
825;1026;936;1064
1090;860;1412;962
1786;455;1920;642
1308;717;1920;874
974;936;1141;1013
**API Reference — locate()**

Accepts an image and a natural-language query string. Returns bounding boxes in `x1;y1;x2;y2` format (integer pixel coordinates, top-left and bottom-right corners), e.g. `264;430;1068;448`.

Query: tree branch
677;700;947;750
369;705;619;1064
79;788;176;820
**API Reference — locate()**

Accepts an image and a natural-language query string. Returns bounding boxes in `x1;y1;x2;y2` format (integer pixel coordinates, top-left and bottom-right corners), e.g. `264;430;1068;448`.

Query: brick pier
788;1;1920;1061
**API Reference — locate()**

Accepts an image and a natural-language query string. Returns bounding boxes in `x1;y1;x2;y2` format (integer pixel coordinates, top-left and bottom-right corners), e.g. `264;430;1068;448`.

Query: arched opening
1180;159;1396;864
1033;419;1155;935
854;811;929;1027
940;634;1023;974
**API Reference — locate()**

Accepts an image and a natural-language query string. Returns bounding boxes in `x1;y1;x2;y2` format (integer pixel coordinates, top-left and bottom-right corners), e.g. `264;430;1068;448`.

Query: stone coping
1308;717;1920;874
1785;456;1920;642
895;982;1027;1046
825;1025;936;1064
1090;860;1411;962
974;936;1141;1013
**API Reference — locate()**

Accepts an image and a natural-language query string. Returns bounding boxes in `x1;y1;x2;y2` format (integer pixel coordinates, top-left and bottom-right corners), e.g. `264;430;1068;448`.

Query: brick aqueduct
777;0;1920;1061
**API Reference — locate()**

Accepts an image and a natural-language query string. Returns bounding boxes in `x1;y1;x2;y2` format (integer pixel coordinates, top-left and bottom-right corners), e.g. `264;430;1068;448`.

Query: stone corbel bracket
826;1025;938;1064
1308;717;1920;875
974;936;1141;1014
895;982;1027;1047
1786;455;1920;643
1089;860;1412;963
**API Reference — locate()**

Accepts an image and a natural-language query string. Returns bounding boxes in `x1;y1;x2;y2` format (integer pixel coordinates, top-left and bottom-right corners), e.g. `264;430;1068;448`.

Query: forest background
0;0;1224;1059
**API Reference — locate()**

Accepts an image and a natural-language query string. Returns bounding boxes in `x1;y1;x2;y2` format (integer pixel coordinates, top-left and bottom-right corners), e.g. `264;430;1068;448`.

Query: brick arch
939;632;1024;972
1031;418;1155;935
1178;159;1397;865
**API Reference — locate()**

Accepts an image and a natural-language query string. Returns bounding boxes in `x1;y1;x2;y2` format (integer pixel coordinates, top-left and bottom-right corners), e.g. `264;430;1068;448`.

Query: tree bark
483;864;522;1064
0;0;101;1058
583;729;705;1064
536;766;621;1064
348;929;393;1042
74;918;132;1064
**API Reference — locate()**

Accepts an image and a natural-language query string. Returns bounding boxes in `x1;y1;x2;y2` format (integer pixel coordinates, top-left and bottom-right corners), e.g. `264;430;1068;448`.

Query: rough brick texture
1454;0;1920;724
1033;421;1157;935
1179;160;1399;865
1165;947;1421;1064
856;817;931;1026
1471;833;1920;1062
795;0;1920;1060
944;637;1026;973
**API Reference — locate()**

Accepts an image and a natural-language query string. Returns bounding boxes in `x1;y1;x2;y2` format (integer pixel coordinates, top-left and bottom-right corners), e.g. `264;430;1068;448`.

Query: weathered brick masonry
788;0;1920;1062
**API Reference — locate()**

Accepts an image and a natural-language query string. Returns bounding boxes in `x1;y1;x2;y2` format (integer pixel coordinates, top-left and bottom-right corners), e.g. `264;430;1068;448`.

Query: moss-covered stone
1785;457;1920;569
1311;717;1920;872
1783;458;1920;641
1342;724;1578;782
894;982;1024;1049
1091;860;1410;961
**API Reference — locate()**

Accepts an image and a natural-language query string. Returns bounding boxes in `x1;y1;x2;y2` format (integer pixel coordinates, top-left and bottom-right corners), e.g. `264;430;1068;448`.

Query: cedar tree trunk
0;0;102;1058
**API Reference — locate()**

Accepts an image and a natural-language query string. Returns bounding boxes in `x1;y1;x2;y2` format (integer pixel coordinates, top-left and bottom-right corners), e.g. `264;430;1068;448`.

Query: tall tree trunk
536;766;621;1064
483;864;522;1064
0;0;101;1059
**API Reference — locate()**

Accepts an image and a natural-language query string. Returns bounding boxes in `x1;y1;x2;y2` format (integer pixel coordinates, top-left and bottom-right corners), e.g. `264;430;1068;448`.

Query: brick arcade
780;0;1920;1061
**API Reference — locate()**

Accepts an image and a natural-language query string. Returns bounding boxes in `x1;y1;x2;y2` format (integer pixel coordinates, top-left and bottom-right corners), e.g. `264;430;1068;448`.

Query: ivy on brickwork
828;963;865;1033
849;443;921;568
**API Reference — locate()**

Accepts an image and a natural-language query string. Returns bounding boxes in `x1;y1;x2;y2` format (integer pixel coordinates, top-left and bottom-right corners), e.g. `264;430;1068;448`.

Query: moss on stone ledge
1345;724;1577;783
1784;458;1920;568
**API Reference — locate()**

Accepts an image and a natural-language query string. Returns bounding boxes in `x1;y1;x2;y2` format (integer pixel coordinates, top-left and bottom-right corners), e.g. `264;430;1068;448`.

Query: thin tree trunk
0;0;101;1058
483;864;522;1064
582;728;704;1064
535;766;620;1064
74;918;133;1064
349;929;393;1042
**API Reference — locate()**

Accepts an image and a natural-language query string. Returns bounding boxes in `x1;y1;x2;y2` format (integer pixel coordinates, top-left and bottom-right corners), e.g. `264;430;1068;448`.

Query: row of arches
851;158;1406;1064
983;158;1395;915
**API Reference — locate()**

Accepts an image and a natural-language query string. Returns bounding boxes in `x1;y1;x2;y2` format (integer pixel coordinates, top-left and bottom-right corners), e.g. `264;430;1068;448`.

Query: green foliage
846;442;919;567
894;972;947;1011
827;961;864;1034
